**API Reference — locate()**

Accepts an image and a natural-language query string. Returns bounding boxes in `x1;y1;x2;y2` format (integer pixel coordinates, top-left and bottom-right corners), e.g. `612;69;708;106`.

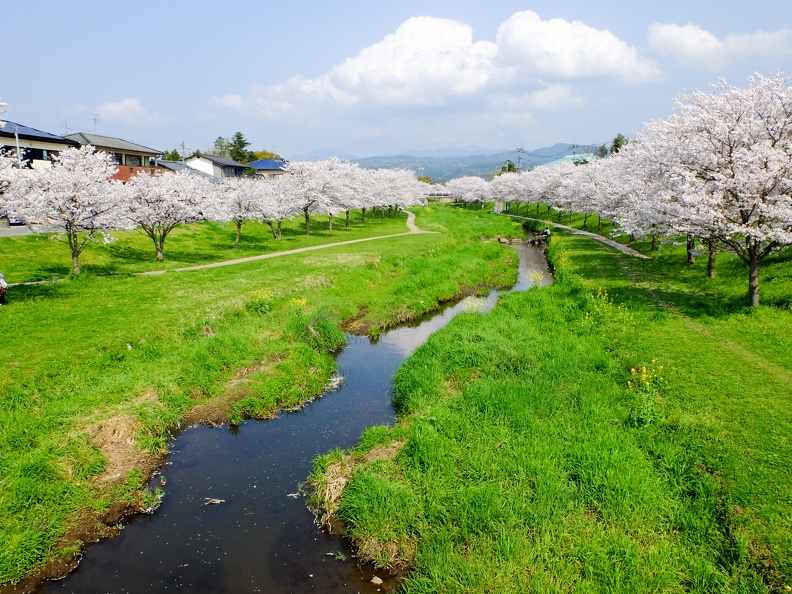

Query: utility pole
89;113;100;133
14;127;22;166
570;144;579;163
181;142;187;163
516;146;525;170
62;120;71;135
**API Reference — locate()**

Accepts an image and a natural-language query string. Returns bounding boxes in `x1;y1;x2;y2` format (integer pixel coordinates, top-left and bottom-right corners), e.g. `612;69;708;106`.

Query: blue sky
3;1;791;158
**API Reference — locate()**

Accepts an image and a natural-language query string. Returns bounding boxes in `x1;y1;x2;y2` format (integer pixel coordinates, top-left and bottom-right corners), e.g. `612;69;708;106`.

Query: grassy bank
0;205;521;586
311;228;792;592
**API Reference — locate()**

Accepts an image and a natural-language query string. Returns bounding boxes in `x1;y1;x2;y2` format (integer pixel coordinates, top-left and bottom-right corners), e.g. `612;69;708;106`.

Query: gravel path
505;214;650;259
139;211;433;275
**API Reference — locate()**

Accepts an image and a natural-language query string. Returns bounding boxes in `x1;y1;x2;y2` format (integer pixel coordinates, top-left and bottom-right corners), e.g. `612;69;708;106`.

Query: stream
43;242;551;594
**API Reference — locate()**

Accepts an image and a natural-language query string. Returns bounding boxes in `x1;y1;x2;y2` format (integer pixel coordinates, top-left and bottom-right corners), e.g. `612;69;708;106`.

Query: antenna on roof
88;113;100;133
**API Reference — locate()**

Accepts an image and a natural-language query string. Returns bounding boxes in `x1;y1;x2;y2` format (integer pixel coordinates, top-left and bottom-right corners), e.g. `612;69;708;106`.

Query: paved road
0;224;63;237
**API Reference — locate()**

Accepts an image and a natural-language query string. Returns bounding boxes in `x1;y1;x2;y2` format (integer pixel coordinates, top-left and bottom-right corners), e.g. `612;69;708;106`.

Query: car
7;215;26;225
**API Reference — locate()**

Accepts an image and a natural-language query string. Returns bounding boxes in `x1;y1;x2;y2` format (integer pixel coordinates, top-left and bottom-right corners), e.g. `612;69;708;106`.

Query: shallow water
44;243;551;594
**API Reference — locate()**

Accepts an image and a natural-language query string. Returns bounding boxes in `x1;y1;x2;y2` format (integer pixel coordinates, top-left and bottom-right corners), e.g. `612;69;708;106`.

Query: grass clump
317;230;792;592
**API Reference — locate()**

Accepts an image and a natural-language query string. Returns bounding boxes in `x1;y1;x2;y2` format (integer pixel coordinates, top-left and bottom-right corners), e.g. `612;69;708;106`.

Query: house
0;121;80;168
65;132;161;167
248;158;288;178
184;153;248;179
155;158;218;181
65;132;161;182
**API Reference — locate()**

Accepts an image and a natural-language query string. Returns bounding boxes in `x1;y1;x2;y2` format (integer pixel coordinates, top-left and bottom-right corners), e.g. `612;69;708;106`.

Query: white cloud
496;11;662;83
327;16;497;105
648;23;730;69
492;85;584;112
724;28;792;58
97;98;160;124
648;23;792;69
215;12;658;121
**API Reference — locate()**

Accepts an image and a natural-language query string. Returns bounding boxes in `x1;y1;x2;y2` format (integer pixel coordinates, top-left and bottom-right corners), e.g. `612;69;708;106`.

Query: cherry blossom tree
257;176;299;239
8;146;123;274
123;169;210;261
0;150;15;220
284;159;344;235
209;177;261;248
636;74;792;305
368;167;425;219
489;172;525;214
445;176;490;208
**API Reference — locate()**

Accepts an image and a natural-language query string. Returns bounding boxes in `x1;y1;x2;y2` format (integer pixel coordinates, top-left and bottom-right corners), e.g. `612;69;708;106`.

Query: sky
3;1;791;159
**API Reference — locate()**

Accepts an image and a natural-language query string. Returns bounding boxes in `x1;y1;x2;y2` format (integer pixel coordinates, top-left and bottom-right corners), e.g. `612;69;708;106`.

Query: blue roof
0;121;80;145
248;158;287;171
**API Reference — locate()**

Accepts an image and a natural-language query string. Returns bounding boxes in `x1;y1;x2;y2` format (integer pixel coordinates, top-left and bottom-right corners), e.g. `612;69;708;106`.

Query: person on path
0;273;7;305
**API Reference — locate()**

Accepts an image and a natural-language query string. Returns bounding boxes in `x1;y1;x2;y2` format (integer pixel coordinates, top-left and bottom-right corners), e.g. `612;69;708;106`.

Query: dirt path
505;214;650;259
139;211;432;275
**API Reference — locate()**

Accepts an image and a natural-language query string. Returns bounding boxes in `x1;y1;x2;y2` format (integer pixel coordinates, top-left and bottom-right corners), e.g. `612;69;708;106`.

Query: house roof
156;159;218;181
248;158;288;171
186;153;249;169
0;121;80;146
65;132;160;155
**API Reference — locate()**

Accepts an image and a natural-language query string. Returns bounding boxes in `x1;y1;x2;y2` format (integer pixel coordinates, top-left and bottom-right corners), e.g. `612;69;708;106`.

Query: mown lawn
312;223;792;592
0;205;521;586
0;210;412;284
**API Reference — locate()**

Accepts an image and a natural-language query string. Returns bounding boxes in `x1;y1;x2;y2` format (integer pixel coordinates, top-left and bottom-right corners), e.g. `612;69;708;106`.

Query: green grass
0;209;410;283
315;227;792;592
0;205;519;585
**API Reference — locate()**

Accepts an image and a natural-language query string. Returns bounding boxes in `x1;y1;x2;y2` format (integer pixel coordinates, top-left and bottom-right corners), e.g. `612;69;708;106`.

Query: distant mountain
383;146;506;159
291;148;361;161
291;143;605;182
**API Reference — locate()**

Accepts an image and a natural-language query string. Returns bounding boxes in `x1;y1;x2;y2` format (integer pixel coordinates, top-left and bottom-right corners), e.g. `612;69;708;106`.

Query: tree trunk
597;214;602;232
234;221;242;248
651;233;658;251
707;239;718;278
267;221;277;239
569;211;573;224
277;220;282;239
556;209;563;223
345;210;350;228
157;234;166;262
381;207;385;219
629;233;635;243
361;208;366;224
304;208;311;235
748;243;760;308
328;213;333;231
388;205;392;216
686;234;696;264
67;229;81;275
583;213;589;228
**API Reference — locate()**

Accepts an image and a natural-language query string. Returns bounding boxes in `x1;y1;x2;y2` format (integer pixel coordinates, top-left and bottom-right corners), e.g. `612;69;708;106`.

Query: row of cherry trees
443;73;792;307
0;149;427;274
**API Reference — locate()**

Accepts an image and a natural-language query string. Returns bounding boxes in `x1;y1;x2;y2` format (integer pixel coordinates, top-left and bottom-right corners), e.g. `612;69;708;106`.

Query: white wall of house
185;156;215;177
0;138;74;169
